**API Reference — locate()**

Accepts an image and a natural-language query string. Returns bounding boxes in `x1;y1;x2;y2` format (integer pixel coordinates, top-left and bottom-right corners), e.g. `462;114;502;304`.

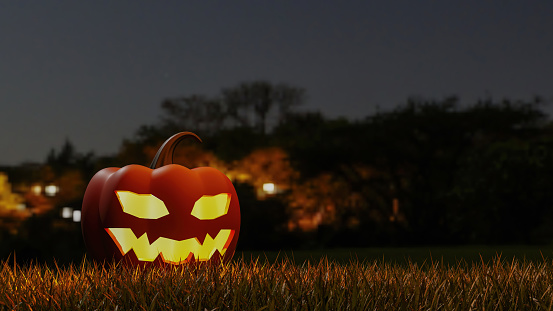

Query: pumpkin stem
149;132;202;169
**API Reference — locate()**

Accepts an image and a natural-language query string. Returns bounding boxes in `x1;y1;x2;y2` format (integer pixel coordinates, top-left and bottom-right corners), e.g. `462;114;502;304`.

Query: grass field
238;244;553;265
2;246;553;310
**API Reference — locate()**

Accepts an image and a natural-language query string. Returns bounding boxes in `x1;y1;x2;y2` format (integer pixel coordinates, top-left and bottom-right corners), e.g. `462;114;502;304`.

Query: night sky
1;1;552;166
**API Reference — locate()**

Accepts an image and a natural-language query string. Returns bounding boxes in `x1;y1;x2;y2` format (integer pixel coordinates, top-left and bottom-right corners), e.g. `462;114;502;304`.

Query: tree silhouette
222;81;305;134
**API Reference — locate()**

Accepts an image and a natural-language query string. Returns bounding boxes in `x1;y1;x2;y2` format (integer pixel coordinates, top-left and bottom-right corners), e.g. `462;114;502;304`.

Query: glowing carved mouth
105;228;235;264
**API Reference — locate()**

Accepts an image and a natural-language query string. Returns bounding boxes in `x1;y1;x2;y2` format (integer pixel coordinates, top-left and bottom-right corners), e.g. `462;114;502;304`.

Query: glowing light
191;193;231;220
44;185;59;196
106;228;234;264
116;191;169;219
72;210;81;222
262;183;275;194
16;203;26;211
31;185;42;195
62;207;73;219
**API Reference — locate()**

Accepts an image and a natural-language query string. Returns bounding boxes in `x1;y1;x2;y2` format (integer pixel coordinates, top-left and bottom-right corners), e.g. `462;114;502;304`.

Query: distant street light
31;185;42;195
262;183;276;194
72;210;81;223
62;207;73;219
44;185;59;196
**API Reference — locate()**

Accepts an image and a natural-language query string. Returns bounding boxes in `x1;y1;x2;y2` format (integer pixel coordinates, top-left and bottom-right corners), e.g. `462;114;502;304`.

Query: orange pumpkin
81;132;240;265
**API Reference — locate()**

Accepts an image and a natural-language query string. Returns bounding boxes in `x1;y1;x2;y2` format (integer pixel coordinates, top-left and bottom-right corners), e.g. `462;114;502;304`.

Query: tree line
110;82;553;247
2;81;553;262
125;82;553;246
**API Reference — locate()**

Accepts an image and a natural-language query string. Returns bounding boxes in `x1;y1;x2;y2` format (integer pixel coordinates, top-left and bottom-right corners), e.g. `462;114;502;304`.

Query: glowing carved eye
191;193;231;220
116;191;169;219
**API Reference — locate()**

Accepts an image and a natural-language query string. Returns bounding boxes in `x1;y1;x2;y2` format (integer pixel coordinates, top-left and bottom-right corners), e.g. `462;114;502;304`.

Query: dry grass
1;255;553;310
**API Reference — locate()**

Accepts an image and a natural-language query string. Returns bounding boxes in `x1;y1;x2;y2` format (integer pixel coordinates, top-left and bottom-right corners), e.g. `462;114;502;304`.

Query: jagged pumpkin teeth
106;228;235;263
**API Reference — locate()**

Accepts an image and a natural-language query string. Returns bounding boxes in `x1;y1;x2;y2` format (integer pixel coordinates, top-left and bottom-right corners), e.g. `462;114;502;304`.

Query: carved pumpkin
81;132;240;265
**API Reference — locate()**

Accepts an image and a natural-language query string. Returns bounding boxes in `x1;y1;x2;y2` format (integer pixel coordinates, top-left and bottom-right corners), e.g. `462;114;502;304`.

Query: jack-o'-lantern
81;132;240;265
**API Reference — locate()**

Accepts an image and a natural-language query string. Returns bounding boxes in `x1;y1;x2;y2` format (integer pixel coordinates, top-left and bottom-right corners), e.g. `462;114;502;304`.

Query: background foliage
1;81;552;263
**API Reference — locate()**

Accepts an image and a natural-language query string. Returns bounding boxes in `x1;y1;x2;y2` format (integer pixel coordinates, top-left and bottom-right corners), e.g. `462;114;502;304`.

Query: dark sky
1;1;552;166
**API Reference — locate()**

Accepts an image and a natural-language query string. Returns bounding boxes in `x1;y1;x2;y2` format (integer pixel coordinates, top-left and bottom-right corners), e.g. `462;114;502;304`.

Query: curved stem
149;132;202;169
